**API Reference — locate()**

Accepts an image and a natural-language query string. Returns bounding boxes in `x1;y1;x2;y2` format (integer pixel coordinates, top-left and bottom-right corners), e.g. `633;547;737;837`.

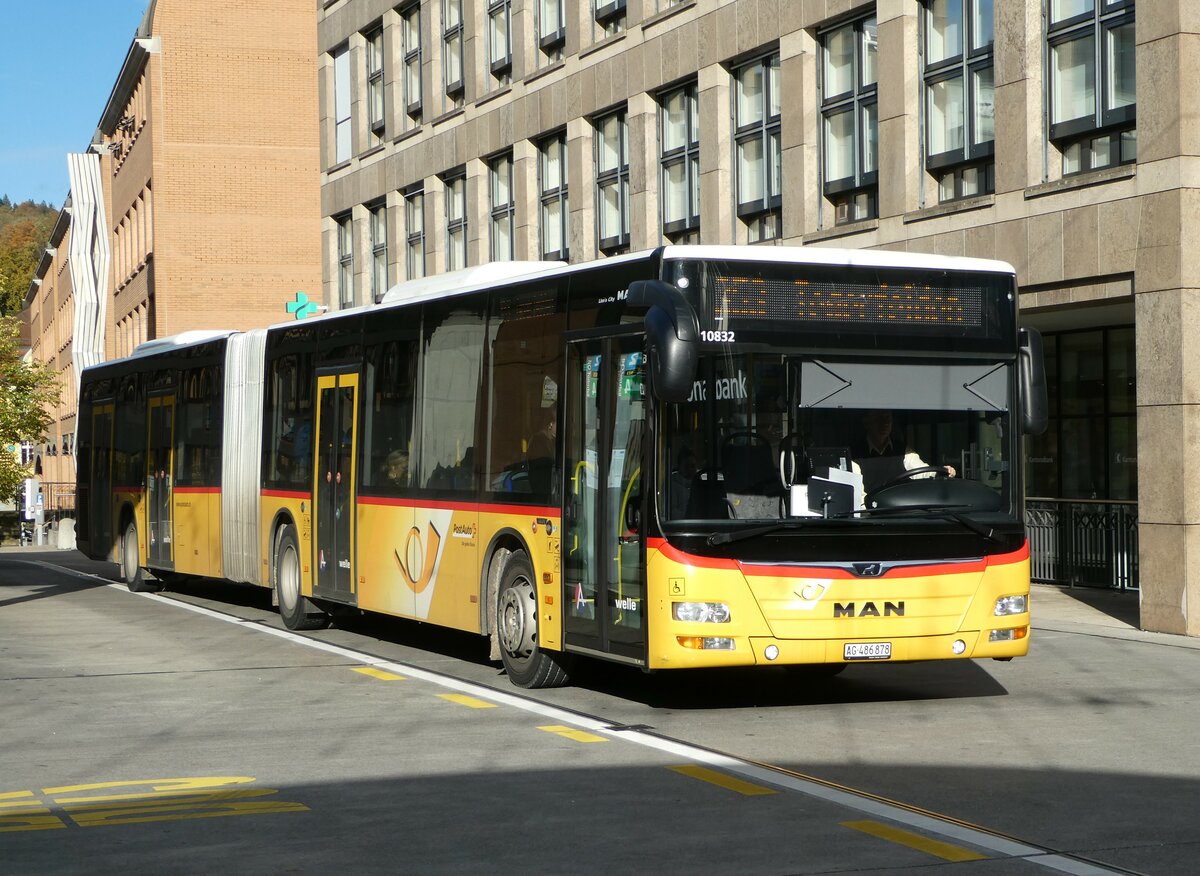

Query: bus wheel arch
119;503;158;593
271;518;328;631
492;544;571;689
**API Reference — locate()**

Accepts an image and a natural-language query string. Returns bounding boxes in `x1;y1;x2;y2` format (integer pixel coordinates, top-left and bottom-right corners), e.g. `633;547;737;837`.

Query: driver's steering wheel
871;465;952;494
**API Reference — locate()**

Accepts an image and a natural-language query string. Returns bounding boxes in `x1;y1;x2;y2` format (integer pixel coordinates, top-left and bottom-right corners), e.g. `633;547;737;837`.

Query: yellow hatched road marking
438;693;498;709
352;667;407;681
843;820;989;862
669;765;778;796
537;725;609;744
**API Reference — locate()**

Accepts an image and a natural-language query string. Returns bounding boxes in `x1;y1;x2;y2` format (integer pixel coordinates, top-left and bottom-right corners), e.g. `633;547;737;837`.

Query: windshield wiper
706;517;880;546
841;503;1006;543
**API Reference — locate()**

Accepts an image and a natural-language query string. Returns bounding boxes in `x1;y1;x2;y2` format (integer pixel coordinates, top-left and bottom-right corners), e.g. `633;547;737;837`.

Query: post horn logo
394;523;442;593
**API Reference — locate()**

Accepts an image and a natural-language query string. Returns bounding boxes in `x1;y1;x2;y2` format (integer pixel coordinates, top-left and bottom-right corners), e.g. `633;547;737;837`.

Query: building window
365;25;385;144
923;0;995;202
661;82;700;243
594;0;626;36
443;171;467;271
490;153;515;261
443;0;464;99
488;0;513;83
401;4;422;119
336;213;354;307
538;0;566;61
405;187;425;280
734;54;782;242
370;202;388;302
333;45;352;164
1025;326;1136;501
821;15;878;225
595;110;629;254
539;132;569;261
1049;0;1135;175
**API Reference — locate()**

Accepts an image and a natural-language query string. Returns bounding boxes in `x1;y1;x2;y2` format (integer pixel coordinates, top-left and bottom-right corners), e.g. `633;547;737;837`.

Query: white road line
42;565;1121;875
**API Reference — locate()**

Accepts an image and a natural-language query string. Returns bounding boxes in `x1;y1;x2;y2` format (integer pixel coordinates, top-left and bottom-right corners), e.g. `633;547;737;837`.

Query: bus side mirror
627;280;698;404
1018;327;1048;435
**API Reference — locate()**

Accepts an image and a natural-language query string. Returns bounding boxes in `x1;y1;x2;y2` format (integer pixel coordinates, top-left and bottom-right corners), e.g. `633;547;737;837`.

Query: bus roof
128;329;237;359
659;245;1017;277
379;261;566;306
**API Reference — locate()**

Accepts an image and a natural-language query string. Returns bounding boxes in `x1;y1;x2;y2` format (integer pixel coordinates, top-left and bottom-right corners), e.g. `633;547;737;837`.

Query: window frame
538;132;570;261
922;0;996;203
401;3;423;119
443;0;465;98
369;201;388;303
819;15;879;225
404;186;426;281
538;0;567;55
365;24;386;140
733;53;783;241
332;44;352;164
336;212;354;308
659;81;701;241
488;0;513;79
1047;0;1136;173
443;170;468;271
490;152;515;262
594;109;630;254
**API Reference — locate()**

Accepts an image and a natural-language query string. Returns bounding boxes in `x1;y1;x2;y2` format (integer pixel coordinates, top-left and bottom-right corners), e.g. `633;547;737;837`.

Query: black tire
496;550;571;688
121;520;160;593
274;524;328;631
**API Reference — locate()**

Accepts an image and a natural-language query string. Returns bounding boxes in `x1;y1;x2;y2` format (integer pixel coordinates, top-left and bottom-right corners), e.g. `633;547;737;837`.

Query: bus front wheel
121;520;159;593
497;550;570;689
275;524;329;631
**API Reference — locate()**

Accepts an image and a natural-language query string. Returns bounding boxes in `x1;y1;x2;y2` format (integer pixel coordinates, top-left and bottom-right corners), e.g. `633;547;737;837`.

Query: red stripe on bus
261;489;312;500
175;486;220;494
649;538;1030;578
357;495;559;518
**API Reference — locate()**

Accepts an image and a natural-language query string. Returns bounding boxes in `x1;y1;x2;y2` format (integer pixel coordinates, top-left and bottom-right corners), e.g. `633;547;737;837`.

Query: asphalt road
2;549;1194;874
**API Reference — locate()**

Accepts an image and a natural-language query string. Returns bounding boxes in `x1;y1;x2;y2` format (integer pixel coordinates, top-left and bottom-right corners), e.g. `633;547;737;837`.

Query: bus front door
313;372;359;602
563;337;647;665
146;394;175;569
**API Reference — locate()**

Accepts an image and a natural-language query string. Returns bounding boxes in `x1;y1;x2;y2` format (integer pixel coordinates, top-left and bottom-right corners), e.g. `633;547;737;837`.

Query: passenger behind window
382;449;409;487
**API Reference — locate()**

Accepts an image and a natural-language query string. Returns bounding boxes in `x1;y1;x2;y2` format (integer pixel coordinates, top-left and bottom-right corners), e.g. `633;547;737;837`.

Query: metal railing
1025;498;1139;591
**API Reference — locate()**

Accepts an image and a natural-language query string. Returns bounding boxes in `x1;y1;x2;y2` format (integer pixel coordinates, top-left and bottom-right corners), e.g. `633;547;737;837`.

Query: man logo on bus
394;523;442;594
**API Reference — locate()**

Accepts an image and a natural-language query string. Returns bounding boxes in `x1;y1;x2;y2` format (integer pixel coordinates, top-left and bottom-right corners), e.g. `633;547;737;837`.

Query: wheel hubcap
279;544;299;610
124;529;136;579
498;576;536;662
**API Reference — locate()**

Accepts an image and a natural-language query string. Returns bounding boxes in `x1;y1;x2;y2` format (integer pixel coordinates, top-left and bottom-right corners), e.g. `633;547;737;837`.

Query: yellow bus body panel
172;490;221;578
259;494;313;595
645;541;1031;670
355;501;562;649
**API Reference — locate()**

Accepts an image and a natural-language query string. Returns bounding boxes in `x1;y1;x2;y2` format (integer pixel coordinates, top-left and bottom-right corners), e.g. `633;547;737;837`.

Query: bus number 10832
701;330;736;343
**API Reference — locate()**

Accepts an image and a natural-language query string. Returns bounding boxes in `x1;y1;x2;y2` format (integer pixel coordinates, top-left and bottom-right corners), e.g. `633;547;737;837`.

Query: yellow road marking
538;725;608;743
352;667;407;681
843;820;988;862
669;765;778;796
438;693;498;709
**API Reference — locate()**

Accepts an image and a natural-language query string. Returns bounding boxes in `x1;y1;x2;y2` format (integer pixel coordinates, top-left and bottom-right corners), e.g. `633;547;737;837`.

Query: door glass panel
147;397;174;566
608;349;645;646
335;384;356;593
565;350;601;635
316;383;338;592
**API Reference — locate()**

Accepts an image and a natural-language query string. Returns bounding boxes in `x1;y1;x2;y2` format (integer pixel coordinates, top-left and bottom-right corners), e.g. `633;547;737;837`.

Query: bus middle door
146;393;175;570
563;336;647;665
313;371;359;603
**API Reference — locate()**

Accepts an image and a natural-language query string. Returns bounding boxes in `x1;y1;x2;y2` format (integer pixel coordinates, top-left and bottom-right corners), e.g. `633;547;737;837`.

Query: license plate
844;642;891;660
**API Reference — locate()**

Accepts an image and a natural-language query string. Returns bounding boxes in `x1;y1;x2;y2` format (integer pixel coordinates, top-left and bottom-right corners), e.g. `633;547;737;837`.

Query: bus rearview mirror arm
1018;327;1048;436
627;280;699;404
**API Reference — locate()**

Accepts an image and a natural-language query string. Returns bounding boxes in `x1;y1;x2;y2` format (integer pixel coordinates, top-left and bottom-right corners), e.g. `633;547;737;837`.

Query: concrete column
779;30;817;241
697;63;733;244
567;115;597;262
349;32;367;158
993;0;1044;192
875;2;920;218
627;92;659;251
513;138;539;260
467;157;488;265
386;189;403;292
352;203;370;308
429;174;448;273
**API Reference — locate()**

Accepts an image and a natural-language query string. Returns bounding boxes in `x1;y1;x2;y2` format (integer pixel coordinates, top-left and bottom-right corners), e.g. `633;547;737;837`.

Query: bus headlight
994;594;1028;616
672;602;732;623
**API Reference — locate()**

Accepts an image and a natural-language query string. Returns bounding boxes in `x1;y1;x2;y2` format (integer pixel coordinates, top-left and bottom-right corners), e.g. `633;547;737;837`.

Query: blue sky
1;1;148;207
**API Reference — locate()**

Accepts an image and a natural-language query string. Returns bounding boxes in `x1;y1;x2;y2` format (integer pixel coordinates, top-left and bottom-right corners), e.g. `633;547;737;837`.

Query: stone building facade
317;0;1200;633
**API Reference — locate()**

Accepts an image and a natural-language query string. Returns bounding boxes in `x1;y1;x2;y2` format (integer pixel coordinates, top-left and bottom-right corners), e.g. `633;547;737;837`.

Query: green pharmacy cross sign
286;292;319;320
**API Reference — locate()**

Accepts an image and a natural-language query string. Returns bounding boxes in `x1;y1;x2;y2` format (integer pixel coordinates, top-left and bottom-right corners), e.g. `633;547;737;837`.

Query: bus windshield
659;351;1014;523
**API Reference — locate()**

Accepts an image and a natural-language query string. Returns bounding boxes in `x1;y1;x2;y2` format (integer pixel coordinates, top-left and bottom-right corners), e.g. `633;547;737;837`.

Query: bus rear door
563;335;647;666
146;393;175;569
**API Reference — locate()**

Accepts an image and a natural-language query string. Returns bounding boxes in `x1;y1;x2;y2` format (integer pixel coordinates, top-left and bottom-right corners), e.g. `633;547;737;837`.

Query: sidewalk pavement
0;543;1187;648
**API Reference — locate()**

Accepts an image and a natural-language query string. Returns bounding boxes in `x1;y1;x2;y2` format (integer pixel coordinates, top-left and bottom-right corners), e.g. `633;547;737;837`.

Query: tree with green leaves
0;198;57;317
0;316;60;503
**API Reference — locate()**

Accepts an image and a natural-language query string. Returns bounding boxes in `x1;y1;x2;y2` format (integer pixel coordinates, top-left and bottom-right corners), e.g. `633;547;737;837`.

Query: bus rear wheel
497;550;570;689
275;524;328;631
121;520;160;593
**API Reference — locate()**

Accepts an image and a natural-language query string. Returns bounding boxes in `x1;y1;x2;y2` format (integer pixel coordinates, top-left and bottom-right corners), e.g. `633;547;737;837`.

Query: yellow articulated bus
76;246;1047;688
